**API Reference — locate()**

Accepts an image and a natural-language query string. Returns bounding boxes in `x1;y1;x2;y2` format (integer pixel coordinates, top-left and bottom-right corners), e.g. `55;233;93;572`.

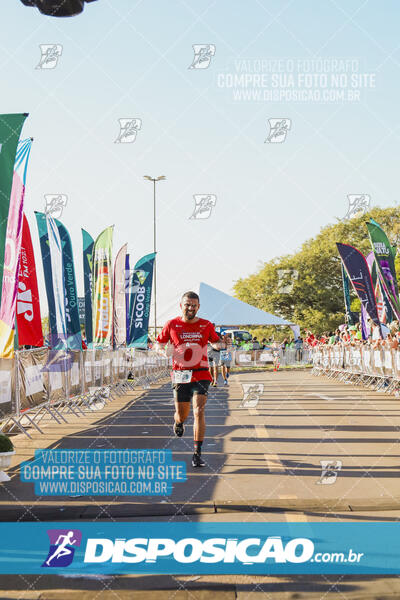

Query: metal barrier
312;345;400;394
0;347;170;438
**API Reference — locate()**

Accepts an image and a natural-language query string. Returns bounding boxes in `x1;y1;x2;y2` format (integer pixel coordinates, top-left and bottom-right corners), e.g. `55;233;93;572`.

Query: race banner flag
336;243;381;335
0;113;28;306
367;250;392;324
113;243;127;347
56;219;82;350
0;138;32;358
16;214;43;348
35;212;57;340
125;253;130;343
82;229;94;345
35;212;67;348
92;225;114;347
366;220;400;320
47;216;67;348
128;252;156;348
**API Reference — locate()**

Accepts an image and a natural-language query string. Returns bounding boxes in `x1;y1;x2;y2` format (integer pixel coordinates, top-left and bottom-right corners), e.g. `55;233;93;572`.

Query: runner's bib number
172;370;192;384
220;351;231;361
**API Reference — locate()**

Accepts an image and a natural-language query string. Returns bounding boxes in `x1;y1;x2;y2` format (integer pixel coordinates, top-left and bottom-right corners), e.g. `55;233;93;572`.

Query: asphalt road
2;368;400;598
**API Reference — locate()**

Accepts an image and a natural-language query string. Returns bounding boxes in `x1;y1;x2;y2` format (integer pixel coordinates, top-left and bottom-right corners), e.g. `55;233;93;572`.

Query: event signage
113;244;127;347
336;243;381;334
0;113;28;306
128;252;156;348
82;229;94;345
55;219;81;350
47;216;68;348
92;226;114;347
0;522;398;574
16;214;43;347
0;138;32;357
367;220;400;321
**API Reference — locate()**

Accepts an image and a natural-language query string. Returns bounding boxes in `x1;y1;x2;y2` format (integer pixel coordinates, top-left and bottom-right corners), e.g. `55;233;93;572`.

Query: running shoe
191;452;205;467
224;379;228;385
173;422;185;437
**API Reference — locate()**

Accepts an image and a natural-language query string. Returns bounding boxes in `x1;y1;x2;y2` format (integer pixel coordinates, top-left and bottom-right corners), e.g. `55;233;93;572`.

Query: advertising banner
0;113;28;305
82;229;94;345
0;138;32;357
16;215;43;348
92;226;113;347
336;243;381;333
127;252;155;348
113;243;127;347
55;219;81;350
367;220;400;320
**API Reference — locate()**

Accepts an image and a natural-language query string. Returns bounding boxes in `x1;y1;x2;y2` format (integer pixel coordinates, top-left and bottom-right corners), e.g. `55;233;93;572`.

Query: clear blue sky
1;0;399;323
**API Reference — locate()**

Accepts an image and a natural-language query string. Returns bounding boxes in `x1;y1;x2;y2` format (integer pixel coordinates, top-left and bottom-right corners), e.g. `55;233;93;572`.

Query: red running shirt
157;316;220;382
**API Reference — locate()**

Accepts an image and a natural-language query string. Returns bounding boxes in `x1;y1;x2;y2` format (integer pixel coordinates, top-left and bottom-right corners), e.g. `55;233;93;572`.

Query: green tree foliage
234;207;400;335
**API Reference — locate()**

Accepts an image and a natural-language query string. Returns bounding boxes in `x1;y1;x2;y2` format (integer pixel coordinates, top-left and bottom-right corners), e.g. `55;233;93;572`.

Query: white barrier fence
0;348;170;439
230;348;312;368
312;345;400;393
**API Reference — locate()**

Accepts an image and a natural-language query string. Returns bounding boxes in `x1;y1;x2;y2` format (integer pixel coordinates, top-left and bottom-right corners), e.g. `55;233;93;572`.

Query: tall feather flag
113;244;127;347
16;214;43;348
0;113;28;307
92;226;114;347
0;138;32;358
35;212;67;349
366;220;400;321
337;243;381;337
82;229;94;345
125;254;130;343
127;252;156;348
55;219;82;350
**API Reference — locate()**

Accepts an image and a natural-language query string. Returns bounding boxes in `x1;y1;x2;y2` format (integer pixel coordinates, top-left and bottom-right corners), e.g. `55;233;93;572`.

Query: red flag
16;214;43;347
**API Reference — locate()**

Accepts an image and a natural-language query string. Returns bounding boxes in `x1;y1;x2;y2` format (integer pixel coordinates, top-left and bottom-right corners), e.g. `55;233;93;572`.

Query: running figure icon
45;531;77;566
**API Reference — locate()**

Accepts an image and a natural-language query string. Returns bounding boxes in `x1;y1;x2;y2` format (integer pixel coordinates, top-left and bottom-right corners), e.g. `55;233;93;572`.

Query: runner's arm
154;321;173;357
208;324;225;350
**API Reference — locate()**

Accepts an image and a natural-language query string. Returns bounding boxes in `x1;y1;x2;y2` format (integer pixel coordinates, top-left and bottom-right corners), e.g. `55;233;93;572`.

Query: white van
221;329;252;344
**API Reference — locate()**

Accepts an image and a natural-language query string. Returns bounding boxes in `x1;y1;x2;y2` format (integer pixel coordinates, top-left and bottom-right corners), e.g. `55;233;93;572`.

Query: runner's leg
174;399;191;426
193;393;207;442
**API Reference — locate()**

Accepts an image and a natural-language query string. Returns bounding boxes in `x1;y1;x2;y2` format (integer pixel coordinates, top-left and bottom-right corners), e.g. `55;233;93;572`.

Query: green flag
366;220;400;320
0;113;28;304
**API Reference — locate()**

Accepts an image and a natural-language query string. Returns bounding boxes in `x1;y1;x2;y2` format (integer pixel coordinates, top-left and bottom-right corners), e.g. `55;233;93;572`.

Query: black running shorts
173;380;211;402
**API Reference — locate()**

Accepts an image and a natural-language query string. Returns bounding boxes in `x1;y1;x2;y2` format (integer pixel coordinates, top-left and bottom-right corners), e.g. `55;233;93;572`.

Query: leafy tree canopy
234;207;400;336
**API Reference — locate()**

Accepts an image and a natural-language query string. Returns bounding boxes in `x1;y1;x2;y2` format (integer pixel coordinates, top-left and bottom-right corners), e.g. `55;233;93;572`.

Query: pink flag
0;139;32;358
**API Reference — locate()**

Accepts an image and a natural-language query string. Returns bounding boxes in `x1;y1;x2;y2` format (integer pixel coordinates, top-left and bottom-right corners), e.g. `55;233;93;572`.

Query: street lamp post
144;175;166;340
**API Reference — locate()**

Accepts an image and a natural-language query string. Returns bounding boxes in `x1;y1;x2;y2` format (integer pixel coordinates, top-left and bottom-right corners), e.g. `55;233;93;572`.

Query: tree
234;207;400;335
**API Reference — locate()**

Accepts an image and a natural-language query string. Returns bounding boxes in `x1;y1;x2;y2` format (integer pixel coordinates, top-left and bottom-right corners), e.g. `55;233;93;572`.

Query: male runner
155;291;223;467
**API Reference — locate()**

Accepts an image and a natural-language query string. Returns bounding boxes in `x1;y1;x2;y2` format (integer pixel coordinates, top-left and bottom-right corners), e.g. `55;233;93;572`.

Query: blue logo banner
0;522;399;574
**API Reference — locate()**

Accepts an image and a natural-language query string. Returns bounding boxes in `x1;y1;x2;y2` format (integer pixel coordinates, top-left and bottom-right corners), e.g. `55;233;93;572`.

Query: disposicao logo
42;529;82;567
83;535;314;564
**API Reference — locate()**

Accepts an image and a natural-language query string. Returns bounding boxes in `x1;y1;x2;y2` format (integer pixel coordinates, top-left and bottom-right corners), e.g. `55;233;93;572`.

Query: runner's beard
184;310;196;320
